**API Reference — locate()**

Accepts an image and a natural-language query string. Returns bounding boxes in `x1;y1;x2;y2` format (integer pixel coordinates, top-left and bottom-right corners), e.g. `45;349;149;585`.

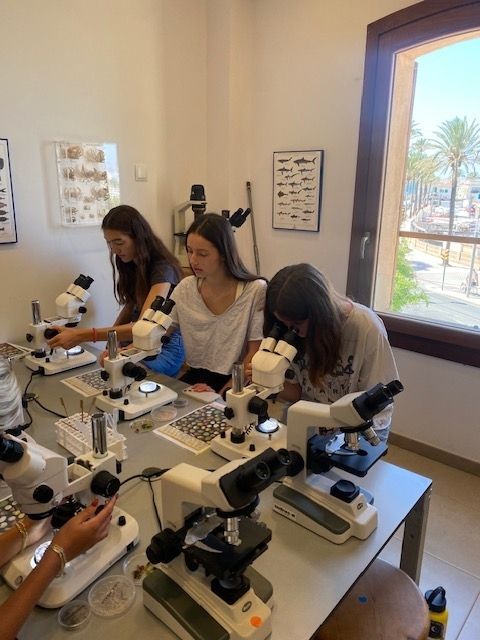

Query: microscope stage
95;383;178;420
24;349;97;375
210;421;287;461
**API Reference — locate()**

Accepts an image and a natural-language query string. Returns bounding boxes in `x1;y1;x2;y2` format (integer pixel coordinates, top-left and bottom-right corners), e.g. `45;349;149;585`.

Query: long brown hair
264;263;346;385
186;213;261;282
102;205;182;310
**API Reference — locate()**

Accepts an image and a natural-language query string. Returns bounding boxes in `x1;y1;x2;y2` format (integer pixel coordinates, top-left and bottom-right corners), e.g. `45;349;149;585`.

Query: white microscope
0;359;139;607
24;274;97;375
272;380;404;544
173;184;207;268
210;324;298;461
143;447;299;640
95;295;177;420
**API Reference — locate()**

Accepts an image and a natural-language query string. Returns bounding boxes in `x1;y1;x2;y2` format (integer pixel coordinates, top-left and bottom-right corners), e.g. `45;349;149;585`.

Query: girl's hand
188;383;215;393
47;326;81;350
52;496;117;562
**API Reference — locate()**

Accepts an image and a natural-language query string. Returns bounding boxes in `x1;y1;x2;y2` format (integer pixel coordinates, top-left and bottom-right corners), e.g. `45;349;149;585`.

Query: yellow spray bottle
425;586;448;639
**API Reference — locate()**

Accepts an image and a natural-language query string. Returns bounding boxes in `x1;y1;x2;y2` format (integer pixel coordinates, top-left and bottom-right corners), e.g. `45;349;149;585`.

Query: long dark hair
185;213;259;281
102;205;182;310
264;263;346;385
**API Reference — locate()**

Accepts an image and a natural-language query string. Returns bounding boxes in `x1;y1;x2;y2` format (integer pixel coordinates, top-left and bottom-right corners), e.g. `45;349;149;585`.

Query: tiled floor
380;444;480;640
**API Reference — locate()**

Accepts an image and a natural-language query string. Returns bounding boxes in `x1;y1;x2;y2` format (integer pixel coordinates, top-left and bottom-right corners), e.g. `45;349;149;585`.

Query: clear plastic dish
57;599;91;630
130;417;155;433
122;551;155;586
88;574;136;617
151;405;178;422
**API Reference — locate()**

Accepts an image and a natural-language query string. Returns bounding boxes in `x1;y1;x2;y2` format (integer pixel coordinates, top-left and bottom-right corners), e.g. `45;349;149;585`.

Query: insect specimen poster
272;150;324;231
0;139;18;244
55;141;120;227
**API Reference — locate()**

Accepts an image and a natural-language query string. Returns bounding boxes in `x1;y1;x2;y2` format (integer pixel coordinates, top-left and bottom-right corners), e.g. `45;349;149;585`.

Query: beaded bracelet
49;543;67;576
15;520;28;552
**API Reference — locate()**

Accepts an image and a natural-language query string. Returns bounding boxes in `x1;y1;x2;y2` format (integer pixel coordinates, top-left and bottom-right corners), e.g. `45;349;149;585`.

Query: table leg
399;485;431;584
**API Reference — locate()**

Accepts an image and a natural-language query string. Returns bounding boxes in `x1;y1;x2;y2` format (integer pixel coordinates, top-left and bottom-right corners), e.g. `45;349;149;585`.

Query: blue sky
412;38;480;138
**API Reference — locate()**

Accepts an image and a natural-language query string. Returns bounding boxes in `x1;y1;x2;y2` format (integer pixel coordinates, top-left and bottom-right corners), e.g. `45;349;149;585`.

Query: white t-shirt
170;277;266;375
290;303;399;431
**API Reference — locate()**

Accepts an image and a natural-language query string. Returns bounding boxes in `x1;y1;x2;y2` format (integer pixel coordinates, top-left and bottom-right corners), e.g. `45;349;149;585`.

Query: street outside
400;247;480;330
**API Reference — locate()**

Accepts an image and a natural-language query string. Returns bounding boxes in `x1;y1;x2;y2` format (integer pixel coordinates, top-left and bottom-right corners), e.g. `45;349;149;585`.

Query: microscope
0;359;139;607
95;295;177;420
173;184;207;268
143;447;300;640
272;380;404;544
210;324;298;461
24;274;97;375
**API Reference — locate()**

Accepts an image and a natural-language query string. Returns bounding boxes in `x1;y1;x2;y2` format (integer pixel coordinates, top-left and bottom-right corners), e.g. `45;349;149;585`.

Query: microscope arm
101;295;175;394
0;434;119;518
286;381;404;466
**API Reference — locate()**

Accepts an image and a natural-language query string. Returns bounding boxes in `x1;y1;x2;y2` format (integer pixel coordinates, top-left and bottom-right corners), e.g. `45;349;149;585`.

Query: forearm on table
90;323;133;344
0;548;61;640
0;527;25;568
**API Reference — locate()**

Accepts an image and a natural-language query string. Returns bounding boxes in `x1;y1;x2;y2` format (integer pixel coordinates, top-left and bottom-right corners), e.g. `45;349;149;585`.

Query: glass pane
374;37;480;333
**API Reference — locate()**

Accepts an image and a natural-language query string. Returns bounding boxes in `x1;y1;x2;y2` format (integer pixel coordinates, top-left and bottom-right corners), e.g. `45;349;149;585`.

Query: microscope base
273;474;377;544
24;349;97;375
1;506;139;608
95;384;178;420
143;564;272;640
210;422;286;461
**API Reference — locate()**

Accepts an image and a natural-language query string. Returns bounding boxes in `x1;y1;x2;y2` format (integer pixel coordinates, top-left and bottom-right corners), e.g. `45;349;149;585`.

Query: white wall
1;0;478;463
0;0;206;338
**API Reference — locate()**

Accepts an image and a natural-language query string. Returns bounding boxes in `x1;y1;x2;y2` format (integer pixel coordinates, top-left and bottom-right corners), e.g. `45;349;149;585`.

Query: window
347;0;480;367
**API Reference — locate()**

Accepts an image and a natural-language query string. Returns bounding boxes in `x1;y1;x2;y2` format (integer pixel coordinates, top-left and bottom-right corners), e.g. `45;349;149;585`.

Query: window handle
360;232;371;259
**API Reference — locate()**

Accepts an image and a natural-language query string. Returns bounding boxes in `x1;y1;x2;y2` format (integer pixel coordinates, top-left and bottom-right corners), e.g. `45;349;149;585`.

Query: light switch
135;164;148;181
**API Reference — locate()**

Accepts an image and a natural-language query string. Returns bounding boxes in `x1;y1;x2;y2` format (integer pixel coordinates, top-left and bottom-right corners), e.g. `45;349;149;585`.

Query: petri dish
58;599;91;630
130;417;155;433
122;551;155;586
151;405;177;422
88;574;136;617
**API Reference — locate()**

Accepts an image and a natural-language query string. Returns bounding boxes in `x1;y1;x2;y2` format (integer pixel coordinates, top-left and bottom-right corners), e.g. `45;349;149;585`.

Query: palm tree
429;117;480;238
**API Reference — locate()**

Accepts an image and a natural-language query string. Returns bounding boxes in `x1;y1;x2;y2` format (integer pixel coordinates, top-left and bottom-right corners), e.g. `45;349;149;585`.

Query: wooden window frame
347;0;480;367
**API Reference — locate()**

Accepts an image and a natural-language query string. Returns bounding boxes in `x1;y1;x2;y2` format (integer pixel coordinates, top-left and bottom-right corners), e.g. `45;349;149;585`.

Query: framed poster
55;141;120;226
272;149;324;231
0;139;18;244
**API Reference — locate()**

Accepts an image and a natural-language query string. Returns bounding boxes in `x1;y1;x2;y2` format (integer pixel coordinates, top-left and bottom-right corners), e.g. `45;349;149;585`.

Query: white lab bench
1;360;431;640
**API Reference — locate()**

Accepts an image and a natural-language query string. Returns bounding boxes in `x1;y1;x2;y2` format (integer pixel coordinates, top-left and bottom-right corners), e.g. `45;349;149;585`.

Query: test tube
232;362;244;394
31;300;41;325
107;330;118;360
91;412;108;458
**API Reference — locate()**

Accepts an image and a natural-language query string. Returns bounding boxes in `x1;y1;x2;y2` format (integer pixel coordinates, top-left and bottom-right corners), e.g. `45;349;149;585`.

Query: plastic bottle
425;586;448;639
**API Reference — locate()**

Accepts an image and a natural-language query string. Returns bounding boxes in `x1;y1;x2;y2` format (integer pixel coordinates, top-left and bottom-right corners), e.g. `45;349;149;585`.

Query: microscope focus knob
100;370;109;381
78;306;87;314
26;333;34;343
44;328;59;339
224;407;235;420
122;362;147;381
32;484;55;504
146;529;182;565
330;479;360;503
90;470;121;497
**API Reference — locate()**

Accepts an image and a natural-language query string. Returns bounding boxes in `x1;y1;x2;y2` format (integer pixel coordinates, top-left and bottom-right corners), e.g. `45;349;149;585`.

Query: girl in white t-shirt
170;213;266;394
263;263;399;439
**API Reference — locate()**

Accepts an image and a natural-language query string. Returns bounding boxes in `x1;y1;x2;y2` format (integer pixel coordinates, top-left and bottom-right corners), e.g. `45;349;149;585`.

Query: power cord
119;467;168;531
21;370;66;420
